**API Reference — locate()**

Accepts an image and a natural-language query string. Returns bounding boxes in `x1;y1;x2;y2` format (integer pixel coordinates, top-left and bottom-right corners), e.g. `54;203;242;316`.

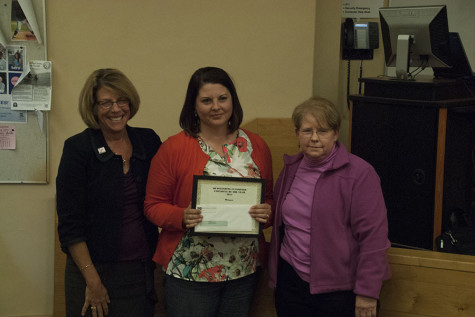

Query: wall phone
341;18;379;60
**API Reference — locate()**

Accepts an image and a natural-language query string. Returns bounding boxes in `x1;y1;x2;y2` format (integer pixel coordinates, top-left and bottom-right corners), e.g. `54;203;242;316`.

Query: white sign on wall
342;0;385;18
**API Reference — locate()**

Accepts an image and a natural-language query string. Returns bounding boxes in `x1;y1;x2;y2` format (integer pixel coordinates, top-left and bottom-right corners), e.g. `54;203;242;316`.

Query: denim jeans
275;257;356;317
164;271;259;317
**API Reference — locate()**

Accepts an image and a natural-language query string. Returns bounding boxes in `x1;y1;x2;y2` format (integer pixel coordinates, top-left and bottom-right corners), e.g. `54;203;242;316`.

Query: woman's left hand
355;295;377;317
249;203;271;224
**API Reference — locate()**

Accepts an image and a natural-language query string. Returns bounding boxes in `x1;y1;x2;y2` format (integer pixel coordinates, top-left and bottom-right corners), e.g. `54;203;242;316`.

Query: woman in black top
56;68;161;317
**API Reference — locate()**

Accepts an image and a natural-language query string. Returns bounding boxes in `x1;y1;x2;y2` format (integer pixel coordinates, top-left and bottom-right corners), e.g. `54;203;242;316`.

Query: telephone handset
342;18;355;49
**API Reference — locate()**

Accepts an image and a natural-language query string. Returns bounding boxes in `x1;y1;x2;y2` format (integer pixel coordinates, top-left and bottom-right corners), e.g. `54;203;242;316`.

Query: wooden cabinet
349;77;475;250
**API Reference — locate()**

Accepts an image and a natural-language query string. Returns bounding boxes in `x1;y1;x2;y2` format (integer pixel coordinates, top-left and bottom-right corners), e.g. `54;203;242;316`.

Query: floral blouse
166;129;261;282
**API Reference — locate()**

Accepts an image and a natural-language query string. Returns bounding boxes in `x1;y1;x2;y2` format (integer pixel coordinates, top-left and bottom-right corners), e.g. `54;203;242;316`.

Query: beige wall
312;0;387;146
0;0;387;316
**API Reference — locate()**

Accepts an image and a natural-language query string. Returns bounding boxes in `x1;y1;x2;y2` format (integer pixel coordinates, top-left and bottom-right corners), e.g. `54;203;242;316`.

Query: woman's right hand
67;242;110;316
183;203;203;229
81;281;110;317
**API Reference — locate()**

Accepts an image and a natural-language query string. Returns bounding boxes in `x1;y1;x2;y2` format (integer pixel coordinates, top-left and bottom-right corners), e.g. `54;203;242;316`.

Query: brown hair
78;68;140;129
179;67;243;137
292;96;341;132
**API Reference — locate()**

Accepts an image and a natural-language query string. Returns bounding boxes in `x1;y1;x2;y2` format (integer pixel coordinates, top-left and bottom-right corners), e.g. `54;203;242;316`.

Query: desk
380;247;475;316
349;77;475;250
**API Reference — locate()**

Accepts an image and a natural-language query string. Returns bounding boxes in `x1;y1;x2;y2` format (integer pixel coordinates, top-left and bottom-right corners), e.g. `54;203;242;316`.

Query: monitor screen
433;32;474;79
379;5;451;80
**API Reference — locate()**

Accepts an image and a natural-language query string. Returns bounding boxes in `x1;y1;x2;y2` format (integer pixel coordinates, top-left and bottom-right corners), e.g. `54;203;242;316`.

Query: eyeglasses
299;128;333;139
96;99;130;110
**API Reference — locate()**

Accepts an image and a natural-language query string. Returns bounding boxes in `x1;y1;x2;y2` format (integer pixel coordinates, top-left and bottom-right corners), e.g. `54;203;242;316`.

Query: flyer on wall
11;60;51;111
0;96;27;123
1;44;27;95
11;0;42;43
0;43;27;123
0;125;16;150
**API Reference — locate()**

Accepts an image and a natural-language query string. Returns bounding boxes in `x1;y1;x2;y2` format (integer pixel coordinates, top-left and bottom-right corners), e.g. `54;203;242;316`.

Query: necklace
111;151;129;165
115;154;128;165
198;130;240;151
109;140;131;165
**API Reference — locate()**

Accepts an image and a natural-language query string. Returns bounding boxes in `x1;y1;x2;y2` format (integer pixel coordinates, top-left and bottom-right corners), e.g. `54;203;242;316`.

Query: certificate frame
191;175;265;237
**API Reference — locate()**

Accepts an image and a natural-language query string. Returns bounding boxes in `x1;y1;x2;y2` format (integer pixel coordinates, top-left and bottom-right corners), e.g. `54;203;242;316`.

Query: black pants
275;257;356;317
65;256;156;317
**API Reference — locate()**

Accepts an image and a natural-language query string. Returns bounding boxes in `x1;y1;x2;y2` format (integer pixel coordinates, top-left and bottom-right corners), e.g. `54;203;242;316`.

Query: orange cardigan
145;129;273;269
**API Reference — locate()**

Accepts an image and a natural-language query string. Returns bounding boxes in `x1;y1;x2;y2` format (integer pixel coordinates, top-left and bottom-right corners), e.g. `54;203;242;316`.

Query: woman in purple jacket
268;97;391;317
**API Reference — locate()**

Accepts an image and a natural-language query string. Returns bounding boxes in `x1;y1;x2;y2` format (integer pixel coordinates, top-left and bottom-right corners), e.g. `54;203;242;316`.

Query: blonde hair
78;68;140;129
292;96;341;132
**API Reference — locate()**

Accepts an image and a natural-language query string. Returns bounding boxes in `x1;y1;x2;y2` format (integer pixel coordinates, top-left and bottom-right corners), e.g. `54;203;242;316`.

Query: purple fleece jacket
268;142;391;299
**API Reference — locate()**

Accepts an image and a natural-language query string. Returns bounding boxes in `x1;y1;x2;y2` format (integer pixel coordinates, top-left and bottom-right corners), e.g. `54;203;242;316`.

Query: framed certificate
191;175;265;237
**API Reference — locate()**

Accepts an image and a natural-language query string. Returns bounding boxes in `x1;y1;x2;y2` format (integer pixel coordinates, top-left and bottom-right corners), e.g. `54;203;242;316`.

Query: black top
56;126;161;263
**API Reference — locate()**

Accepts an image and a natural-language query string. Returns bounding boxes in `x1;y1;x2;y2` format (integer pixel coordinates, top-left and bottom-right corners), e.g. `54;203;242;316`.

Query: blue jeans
164;271;259;317
275;257;356;317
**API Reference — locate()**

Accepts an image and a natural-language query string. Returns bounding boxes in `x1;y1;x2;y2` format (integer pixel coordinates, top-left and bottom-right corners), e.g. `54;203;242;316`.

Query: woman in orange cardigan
145;67;273;317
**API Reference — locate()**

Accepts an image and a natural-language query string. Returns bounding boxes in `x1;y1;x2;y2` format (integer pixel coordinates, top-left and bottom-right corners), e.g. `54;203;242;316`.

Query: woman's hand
249;203;271;224
81;280;110;317
183;203;203;229
355;295;377;317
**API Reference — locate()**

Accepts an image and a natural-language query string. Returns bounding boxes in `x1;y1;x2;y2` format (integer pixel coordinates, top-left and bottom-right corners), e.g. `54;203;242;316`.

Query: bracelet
79;263;93;271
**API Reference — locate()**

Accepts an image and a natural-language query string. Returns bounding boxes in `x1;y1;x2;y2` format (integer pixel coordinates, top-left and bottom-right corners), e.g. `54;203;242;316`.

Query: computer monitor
379;5;451;80
433;32;474;79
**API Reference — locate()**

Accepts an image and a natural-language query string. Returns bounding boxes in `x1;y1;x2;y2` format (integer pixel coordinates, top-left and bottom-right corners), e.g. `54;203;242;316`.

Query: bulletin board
0;0;48;183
